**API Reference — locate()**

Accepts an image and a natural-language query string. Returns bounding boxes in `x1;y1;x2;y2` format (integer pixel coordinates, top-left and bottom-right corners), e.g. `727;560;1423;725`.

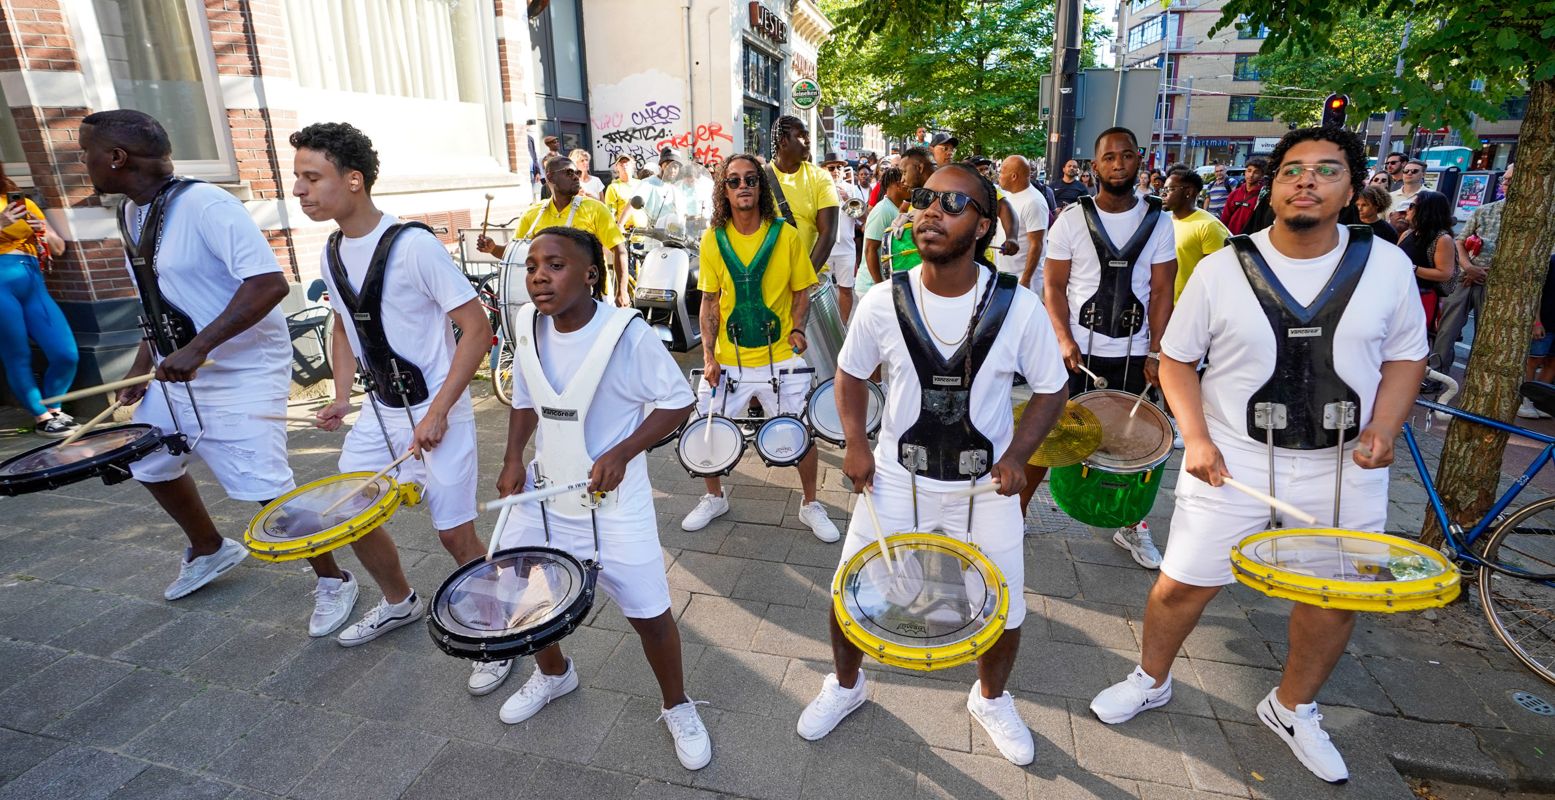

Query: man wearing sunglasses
799;163;1069;766
1381;152;1406;191
1092;126;1426;785
1387;159;1428;230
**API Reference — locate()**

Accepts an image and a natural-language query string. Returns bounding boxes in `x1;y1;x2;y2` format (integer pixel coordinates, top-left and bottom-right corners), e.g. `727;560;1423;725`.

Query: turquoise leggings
0;253;78;417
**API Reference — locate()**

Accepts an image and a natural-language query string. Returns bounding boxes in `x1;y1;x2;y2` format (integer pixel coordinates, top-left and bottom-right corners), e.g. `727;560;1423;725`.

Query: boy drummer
291;123;500;693
493;227;710;770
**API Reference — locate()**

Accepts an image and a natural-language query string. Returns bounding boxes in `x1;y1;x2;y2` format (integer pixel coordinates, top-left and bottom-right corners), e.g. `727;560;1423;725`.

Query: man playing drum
1089;126;1427;784
80;110;300;607
1038;126;1178;570
798;164;1069;764
492;227;710;770
291;123;501;693
679;154;840;543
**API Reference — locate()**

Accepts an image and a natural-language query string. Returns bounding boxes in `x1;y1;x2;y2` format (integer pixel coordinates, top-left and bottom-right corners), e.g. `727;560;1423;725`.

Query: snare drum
677;415;746;477
428;546;598;661
833;532;1009;671
805;377;884;446
243;472;423;562
1230;528;1460;612
0;424;167;496
754;414;812;467
1050;390;1173;528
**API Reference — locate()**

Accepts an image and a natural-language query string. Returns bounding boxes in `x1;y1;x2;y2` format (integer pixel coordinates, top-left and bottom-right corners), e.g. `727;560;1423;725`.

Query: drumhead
677;415;745;476
755;415;811;467
806;378;883;445
0;424;165;496
428;546;597;661
833;532;1008;671
245;472;415;562
499;241;531;336
1072;390;1173;472
1230;528;1461;612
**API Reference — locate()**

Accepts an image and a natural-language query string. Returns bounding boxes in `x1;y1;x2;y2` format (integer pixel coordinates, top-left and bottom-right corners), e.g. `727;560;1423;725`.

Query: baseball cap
658;148;687;165
613;154;633;165
929;132;959;149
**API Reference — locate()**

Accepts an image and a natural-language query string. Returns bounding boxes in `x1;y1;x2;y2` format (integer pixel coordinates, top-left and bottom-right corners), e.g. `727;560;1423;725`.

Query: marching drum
497;239;532;337
0;424;168;496
882;219;920;274
428;546;597;661
677;414;746;477
1049;390;1174;529
754;415;812;468
803;281;848;381
1231;528;1460;612
805;377;884;446
243;472;422;562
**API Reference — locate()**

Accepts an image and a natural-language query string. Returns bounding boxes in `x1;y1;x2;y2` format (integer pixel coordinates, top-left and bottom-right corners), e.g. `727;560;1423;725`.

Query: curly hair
531;226;606;301
710;154;778;231
289;122;381;191
1359;184;1392;215
1267;126;1367;195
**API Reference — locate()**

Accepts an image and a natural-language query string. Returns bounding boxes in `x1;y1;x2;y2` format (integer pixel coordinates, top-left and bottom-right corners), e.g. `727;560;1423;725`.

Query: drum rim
677;415;746;475
1229;528;1462;601
805;378;884;444
243;472;411;561
1070;389;1174;471
754;414;813;466
428;545;599;660
0;423;165;491
1233;569;1461;612
831;531;1009;670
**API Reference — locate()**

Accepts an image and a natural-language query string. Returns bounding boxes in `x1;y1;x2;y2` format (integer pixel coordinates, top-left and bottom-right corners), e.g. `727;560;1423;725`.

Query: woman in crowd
569;149;606;200
1397;190;1456;333
1356;184;1398;245
0;165;77;437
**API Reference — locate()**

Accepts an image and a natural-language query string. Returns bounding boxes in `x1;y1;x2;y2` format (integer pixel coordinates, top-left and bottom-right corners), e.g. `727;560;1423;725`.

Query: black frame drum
0;424;168;496
428;544;599;661
753;414;812;467
677;414;746;477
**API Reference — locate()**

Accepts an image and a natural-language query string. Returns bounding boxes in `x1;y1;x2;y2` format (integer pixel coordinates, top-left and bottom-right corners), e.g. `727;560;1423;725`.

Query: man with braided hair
766;116;839;279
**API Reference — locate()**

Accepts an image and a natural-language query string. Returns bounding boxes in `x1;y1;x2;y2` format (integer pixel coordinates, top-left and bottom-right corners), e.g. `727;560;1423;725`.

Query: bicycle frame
1403;397;1555;569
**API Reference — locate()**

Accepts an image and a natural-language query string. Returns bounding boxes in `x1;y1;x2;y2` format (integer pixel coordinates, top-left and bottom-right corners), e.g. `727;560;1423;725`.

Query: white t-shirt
1046;197;1176;357
841;268;1069;491
511;301;695;519
994;187;1050;279
122;182;291;403
831;182;864;262
320;213;477;426
635;176;682;229
580;174;605;200
1162;226;1428;458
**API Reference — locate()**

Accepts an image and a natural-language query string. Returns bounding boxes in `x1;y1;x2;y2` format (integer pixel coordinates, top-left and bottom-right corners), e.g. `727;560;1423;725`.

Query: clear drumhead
808;379;883;442
840;537;1002;650
439;550;585;636
1241;530;1454;585
1072;390;1172;471
0;427;150;476
254;476;390;543
677;415;744;472
756;416;810;463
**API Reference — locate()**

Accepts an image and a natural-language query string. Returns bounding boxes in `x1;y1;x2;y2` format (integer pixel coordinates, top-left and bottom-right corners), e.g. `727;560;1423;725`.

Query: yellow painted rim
832;532;1009;671
1229;528;1461;612
243;472;422;563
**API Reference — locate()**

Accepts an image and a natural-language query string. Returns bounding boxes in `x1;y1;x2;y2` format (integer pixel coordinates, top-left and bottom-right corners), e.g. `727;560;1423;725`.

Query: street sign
792;79;820;110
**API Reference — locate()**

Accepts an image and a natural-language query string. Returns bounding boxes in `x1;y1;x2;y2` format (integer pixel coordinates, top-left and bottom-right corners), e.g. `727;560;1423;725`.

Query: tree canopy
1245;9;1408;127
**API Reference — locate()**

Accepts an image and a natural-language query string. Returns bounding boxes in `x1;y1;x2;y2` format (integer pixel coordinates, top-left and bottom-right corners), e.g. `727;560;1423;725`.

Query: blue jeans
0;253;78;416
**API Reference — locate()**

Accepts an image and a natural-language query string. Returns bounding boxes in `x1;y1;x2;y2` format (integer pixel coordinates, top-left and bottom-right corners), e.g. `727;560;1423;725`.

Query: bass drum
498;239;532;338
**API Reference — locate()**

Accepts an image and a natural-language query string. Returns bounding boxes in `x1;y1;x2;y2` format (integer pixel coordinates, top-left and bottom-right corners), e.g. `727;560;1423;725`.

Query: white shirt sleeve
626;321;697;410
1150;213;1177;264
1046;209;1079;260
1380;258;1430;362
1160;262;1213;363
406;231;478;313
837;284;887;380
1014;293;1068;393
1021;193;1049;234
197;194;282;281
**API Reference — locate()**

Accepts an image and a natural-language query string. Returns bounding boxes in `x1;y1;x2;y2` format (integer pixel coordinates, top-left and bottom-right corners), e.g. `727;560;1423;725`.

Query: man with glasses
1388;159;1428;229
1090;126;1426;785
1382;153;1407;191
797;163;1069;765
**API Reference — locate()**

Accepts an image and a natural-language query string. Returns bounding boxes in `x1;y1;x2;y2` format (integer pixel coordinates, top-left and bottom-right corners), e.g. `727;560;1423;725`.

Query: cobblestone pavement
2;372;1554;800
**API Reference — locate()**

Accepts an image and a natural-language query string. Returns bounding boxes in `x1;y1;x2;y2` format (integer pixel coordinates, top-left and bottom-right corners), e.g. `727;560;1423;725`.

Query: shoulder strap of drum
513;303;640;409
1232;225;1371;326
119;178;202;355
327;221;437;318
765;164;795;225
1077;194;1162;268
713;220;784;280
117;177;199;266
890;266;1005;376
967;271;1018;373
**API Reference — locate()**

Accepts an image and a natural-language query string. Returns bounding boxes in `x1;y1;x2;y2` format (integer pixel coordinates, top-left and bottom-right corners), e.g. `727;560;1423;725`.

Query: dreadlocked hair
936;162;1000;257
710;154;778;231
531;226;606;301
771;116;804;158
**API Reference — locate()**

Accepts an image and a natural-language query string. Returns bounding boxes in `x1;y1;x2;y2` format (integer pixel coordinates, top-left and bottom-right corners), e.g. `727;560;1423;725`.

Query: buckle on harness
1323;401;1357;430
958;450;988;475
1253;402;1288;431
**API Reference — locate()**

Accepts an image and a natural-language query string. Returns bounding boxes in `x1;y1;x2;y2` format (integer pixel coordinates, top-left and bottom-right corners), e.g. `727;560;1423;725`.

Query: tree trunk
1422;77;1555;547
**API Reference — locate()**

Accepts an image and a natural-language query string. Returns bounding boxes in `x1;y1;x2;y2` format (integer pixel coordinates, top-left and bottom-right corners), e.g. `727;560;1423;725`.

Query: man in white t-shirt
824;153;864;322
1089;127;1428;785
81;110;298;606
292;123;502;694
796;164;1069;766
994;155;1049;288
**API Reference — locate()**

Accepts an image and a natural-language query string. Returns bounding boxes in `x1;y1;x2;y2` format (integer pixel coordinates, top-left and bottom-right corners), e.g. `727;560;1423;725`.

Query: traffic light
1322;94;1349;129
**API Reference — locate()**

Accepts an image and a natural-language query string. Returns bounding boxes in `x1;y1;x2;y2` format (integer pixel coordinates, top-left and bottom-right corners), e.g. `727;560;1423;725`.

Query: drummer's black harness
1073;195;1159;391
1232;225;1372;526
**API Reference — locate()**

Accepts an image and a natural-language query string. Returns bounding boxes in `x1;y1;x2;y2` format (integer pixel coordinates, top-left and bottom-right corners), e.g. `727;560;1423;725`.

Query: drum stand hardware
1253;402;1289;527
1325;400;1358;527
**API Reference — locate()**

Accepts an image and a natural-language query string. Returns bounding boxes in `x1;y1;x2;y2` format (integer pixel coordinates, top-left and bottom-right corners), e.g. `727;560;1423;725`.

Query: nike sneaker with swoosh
1256;688;1349;784
1089;665;1173;724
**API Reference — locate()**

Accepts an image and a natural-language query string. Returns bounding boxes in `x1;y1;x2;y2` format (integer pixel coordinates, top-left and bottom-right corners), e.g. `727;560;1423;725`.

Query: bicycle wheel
490;329;515;407
476;272;504;337
1478;495;1555;686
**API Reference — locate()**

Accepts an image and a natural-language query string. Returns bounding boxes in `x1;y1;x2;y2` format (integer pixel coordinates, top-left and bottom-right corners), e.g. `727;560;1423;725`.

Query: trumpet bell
843;198;868;219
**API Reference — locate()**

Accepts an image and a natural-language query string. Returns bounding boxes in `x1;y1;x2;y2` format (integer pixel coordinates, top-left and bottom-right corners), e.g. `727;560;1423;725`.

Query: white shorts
828;252;858;289
1160;442;1390;587
835;469;1027;629
130;383;295;502
338;409;478;531
696;356;812;419
494;499;671;619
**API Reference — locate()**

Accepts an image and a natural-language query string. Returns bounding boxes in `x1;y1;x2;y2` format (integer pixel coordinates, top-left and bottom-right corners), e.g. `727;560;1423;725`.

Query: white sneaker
1517;399;1550;420
1257;688;1349;784
681;494;730;531
1173;432;1185;449
500;659;579;723
797;671;868;740
798;500;841;543
1090;665;1173;724
468;659;513;696
336;593;424;647
309;571;359;637
1113;522;1162;569
658;699;713;770
967;681;1035;765
164;539;247;600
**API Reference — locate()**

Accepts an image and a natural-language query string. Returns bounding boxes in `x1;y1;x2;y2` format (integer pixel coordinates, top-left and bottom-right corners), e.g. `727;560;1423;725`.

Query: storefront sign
749;2;787;44
791;78;820;110
791;54;817;81
1252;136;1280;153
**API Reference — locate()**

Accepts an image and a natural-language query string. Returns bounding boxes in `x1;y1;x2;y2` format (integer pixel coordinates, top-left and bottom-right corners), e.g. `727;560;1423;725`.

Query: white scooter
631;219;703;352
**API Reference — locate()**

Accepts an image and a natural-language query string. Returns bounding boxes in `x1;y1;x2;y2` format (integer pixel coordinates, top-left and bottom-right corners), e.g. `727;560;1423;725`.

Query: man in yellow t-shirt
1162;168;1230;300
680;153;839;543
603;154;636;224
767;116;839;277
478;155;630;306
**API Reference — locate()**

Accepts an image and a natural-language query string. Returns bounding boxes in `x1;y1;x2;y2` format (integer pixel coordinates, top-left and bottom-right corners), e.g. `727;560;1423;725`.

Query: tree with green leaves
1214;0;1554;547
1245;10;1409;127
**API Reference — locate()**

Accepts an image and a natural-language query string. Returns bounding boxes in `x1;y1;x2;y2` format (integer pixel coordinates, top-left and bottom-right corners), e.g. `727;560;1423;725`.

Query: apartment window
0;84;24;166
744;44;782;106
1128;16;1166;51
1233;54;1262;81
1237;22;1270;39
1227;97;1273;121
1501;95;1528;120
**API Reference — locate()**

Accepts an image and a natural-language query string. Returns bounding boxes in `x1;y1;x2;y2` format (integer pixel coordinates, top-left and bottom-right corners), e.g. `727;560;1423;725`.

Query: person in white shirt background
569;149;605;200
824;152;865;323
637;149;688;230
994;155;1049;289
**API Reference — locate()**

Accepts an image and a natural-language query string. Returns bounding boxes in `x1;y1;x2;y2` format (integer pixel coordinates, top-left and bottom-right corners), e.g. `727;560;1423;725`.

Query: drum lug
163;433;191;456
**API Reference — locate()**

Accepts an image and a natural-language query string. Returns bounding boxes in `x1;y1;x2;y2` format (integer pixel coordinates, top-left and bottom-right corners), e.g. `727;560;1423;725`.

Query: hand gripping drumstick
1219;477;1319;525
1074;363;1109;390
858;488;896;577
58;400;124;447
42;359;216;406
479;192;496;237
480;479;593;512
948;480;1002;499
321;448;417;517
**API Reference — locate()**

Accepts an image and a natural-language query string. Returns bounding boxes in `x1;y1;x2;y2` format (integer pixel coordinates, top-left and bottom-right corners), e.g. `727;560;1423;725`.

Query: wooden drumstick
1075;363;1109;390
1129;386;1150;418
479;192;496;237
253;412;328;423
42;359;215;406
948;480;1002;499
58;400;123;447
480;479;592;512
1220;477;1319;525
321;449;416;516
703;383;718;446
858;488;896;577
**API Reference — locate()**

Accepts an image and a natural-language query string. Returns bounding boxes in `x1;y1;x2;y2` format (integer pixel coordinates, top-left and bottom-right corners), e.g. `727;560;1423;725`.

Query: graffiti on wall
589;69;735;168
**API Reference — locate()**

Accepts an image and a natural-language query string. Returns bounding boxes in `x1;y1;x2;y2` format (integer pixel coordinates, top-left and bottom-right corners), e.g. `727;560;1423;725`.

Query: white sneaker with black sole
659;699;713;770
34;414;77;439
468;659;513;696
967;681;1035;765
309;571;358;637
1113;522;1162;569
164;538;248;600
797;671;868;740
1257;688;1348;784
681;493;730;531
1090;665;1173;724
500;658;579;723
336;592;423;647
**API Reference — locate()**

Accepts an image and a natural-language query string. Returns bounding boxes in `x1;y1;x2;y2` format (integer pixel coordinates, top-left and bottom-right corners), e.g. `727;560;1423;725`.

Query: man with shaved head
995;155;1049;287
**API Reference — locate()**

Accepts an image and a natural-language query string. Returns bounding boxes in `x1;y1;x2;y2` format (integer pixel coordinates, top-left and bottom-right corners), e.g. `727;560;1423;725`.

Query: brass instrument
843;197;868;219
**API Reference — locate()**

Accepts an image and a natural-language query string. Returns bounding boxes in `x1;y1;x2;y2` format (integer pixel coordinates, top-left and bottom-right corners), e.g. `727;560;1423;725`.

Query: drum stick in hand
948;480;1002;499
322;449;416;516
1220;477;1319;525
42;359;216;406
1129;387;1150;418
859;488;896;577
58;400;123;447
1075;363;1109;390
703;383;718;446
480;480;592;512
480;192;496;237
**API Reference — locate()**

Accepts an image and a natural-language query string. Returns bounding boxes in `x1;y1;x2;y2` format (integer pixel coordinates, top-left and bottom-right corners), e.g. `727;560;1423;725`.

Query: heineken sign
792;78;820;110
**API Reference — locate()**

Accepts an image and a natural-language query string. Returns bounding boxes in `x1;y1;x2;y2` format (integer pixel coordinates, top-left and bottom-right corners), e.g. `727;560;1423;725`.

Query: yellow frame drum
832;532;1009;671
244;472;422;562
1230;528;1460;613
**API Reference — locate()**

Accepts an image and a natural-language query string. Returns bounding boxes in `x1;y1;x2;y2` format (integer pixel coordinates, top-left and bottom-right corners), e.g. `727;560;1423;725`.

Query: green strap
713;222;786;348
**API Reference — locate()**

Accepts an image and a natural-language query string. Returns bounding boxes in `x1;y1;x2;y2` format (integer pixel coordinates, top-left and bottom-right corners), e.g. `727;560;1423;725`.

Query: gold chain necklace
916;275;970;348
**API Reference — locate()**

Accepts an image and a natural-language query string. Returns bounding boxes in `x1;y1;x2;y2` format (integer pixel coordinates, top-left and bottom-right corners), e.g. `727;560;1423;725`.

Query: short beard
1283;214;1321;232
917;224;979;265
1099;177;1134;197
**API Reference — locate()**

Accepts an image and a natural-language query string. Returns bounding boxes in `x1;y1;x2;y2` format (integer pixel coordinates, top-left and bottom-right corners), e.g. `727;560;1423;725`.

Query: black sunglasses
723;174;761;189
909;188;986;216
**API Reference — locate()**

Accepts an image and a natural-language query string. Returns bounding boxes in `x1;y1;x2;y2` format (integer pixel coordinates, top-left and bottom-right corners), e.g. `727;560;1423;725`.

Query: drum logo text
931;376;962;387
1287;326;1322;337
540;407;578;420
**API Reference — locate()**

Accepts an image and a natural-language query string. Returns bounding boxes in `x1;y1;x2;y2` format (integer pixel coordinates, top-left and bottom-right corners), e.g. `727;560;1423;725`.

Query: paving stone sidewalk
1;377;1554;800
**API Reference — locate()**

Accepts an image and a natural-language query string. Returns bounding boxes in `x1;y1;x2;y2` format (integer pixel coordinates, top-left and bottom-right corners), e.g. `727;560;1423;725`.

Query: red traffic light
1328;98;1345;109
1321;94;1349;128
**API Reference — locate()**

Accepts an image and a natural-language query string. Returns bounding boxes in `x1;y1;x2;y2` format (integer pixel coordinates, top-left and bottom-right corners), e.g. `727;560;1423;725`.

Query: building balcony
1154;119;1188;136
1164;36;1199;53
